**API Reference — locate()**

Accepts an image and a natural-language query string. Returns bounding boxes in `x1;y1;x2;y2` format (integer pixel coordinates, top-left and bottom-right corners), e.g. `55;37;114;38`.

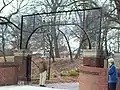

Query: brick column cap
14;49;32;56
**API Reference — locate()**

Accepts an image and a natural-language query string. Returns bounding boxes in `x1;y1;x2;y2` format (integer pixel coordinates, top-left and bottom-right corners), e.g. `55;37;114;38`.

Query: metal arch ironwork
22;7;102;17
25;23;92;49
20;7;102;50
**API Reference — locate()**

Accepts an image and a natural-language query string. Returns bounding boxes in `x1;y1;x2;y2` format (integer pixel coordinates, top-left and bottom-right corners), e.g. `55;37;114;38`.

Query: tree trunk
58;29;73;62
50;41;55;62
74;39;84;59
104;29;108;56
51;13;60;58
74;42;82;59
104;29;109;68
1;26;7;62
47;34;55;62
2;40;7;62
114;0;120;52
114;0;120;20
53;30;60;58
74;32;88;59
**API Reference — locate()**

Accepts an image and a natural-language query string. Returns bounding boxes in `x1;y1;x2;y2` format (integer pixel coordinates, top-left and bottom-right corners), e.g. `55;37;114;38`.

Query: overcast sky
0;0;110;50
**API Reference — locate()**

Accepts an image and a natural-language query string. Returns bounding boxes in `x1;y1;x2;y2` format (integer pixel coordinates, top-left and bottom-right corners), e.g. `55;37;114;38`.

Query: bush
67;69;79;76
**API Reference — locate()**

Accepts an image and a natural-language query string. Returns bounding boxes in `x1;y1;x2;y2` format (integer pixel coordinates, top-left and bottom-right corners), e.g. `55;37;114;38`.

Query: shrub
67;69;79;76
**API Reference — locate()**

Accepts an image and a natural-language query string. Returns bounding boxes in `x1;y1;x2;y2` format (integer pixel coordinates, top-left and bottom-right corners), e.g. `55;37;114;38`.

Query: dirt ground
0;56;81;84
31;58;82;84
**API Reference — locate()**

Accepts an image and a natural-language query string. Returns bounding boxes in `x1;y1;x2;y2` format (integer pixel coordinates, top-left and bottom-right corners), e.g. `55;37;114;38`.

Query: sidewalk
46;82;79;90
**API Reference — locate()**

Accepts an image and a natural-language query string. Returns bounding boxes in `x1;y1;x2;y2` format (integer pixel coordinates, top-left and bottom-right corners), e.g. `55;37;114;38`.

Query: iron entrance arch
20;7;102;81
20;7;102;50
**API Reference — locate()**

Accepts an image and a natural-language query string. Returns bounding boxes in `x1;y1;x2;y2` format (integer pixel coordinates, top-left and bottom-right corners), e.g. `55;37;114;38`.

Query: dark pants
108;83;117;90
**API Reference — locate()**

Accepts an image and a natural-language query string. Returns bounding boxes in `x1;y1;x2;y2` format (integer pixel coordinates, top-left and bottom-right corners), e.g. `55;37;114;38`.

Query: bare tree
38;0;79;58
114;0;120;20
0;0;32;62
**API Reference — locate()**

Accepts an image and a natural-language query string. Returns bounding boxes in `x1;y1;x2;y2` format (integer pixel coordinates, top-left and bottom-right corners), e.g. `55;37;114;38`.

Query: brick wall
79;66;120;90
83;57;104;68
0;62;18;85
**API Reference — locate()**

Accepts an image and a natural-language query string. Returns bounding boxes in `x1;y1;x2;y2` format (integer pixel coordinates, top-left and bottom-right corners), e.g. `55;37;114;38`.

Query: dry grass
0;56;14;62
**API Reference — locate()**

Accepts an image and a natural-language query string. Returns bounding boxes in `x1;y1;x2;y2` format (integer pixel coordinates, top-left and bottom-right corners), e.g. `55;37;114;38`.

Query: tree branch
0;16;20;30
60;1;78;7
0;0;14;13
3;0;6;6
57;0;62;6
46;0;52;9
8;0;28;19
105;13;120;24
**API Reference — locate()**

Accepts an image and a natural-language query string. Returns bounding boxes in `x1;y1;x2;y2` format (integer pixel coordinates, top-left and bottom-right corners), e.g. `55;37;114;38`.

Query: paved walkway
0;83;79;90
0;85;68;90
46;83;79;90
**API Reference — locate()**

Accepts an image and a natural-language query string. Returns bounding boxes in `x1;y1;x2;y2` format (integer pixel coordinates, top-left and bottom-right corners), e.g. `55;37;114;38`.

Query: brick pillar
79;49;120;90
83;49;104;68
79;66;120;90
14;49;32;84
